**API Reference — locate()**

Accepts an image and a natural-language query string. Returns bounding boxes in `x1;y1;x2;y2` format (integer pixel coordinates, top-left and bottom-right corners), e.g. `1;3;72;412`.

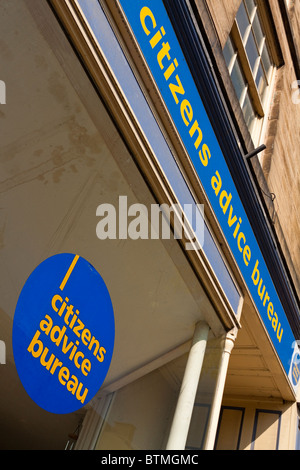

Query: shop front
0;0;299;450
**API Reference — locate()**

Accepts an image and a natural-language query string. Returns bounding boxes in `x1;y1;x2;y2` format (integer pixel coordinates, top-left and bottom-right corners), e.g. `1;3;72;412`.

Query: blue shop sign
116;0;299;390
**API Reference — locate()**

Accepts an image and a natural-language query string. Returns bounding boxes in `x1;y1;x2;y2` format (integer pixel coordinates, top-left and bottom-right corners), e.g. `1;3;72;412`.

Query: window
223;0;275;143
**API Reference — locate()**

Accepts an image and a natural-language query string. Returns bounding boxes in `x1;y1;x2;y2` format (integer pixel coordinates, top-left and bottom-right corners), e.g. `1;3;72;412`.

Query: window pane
245;0;256;19
230;59;247;103
255;62;267;100
261;43;272;82
252;12;264;51
223;37;235;69
245;30;259;72
242;91;256;132
236;2;250;41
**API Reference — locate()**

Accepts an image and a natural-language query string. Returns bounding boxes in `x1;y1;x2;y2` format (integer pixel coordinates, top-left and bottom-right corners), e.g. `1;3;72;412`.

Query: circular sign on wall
290;349;300;388
12;253;115;414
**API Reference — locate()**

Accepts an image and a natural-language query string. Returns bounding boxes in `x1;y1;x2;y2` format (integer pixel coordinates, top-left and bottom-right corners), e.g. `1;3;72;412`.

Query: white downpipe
203;329;236;450
166;321;210;450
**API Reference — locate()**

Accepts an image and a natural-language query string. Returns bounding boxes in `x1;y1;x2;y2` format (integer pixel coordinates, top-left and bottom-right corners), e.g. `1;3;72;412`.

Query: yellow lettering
58;366;70;386
97;346;106;363
272;312;278;331
277;324;283;343
267;302;274;321
140;6;156;35
164;58;178;80
27;330;43;358
237;232;246;253
39;315;53;335
211;170;222;196
169;75;185;104
40;348;55;370
220;190;232;215
189;119;203;149
263;291;270;307
81;358;91;376
199;144;211;167
258;279;265;301
76;383;88;404
50;357;63;375
243;245;251;266
81;328;92;346
51;294;63;313
67;375;78;395
88;336;100;356
251;260;260;286
74;351;85;369
180;99;193;126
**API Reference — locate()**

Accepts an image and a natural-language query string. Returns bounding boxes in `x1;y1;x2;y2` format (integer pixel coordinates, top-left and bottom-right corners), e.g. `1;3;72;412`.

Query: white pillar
203;329;236;450
166;321;210;450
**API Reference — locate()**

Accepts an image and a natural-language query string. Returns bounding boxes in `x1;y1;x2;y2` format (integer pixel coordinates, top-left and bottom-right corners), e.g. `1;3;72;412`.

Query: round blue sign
12;254;115;414
291;352;300;387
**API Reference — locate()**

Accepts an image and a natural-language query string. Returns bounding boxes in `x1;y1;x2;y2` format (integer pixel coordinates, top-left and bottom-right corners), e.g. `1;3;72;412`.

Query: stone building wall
201;0;300;297
263;0;300;291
